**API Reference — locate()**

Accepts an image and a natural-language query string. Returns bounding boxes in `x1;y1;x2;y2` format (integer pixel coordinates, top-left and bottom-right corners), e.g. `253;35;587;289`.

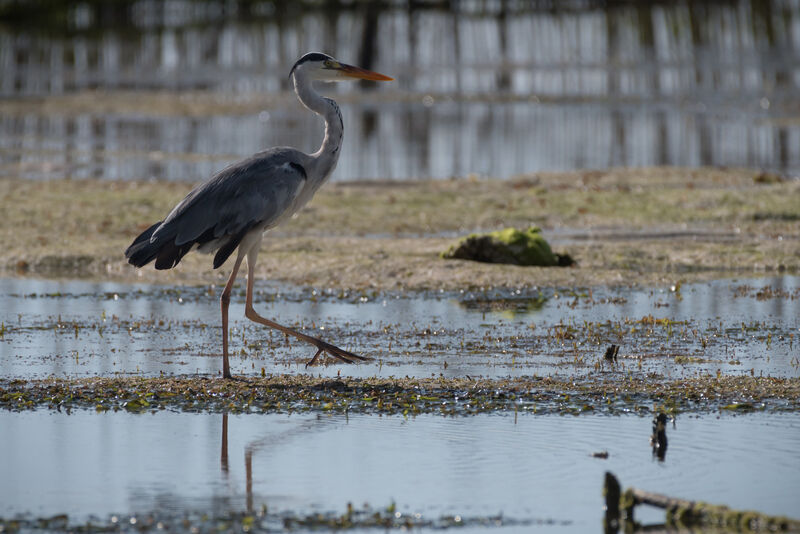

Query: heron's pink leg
220;252;245;379
243;248;366;366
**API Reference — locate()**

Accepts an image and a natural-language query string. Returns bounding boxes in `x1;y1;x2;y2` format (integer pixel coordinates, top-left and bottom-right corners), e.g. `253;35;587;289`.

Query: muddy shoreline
1;167;798;291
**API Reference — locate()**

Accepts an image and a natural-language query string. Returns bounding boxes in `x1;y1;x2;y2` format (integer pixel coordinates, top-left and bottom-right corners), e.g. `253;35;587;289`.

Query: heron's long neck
293;73;343;184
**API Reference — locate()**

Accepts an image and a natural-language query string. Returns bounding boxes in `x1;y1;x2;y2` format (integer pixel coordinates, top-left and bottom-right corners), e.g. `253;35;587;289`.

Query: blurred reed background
1;0;798;181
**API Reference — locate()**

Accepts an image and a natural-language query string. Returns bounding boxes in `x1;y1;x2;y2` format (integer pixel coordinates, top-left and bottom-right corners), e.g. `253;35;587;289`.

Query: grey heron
125;52;392;378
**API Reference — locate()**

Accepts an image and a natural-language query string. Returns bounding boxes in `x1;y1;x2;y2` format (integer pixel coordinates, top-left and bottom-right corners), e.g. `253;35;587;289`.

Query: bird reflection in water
650;413;669;461
220;413;253;511
219;412;331;513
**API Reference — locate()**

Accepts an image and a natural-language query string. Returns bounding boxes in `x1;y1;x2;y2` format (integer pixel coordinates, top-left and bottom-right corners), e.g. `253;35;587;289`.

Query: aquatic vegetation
0;501;554;533
1;375;797;416
441;226;571;267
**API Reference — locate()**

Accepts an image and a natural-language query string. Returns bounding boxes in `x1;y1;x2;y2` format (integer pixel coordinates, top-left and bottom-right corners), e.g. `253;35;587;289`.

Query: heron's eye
323;60;333;69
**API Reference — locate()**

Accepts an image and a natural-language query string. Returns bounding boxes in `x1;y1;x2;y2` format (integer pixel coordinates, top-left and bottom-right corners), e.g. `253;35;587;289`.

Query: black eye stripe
289;52;334;78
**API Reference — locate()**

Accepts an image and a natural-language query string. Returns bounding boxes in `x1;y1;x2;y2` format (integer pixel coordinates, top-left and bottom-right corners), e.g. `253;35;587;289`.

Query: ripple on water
1;410;798;531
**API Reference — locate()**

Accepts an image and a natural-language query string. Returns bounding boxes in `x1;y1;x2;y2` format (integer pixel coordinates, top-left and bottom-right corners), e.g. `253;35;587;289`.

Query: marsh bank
2;167;797;290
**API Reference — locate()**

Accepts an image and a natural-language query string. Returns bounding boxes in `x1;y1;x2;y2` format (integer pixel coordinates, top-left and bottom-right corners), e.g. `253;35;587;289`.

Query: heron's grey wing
149;151;307;268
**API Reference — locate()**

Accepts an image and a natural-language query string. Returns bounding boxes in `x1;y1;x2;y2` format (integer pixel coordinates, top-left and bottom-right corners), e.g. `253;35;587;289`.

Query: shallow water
1;1;798;181
0;276;798;379
1;410;798;530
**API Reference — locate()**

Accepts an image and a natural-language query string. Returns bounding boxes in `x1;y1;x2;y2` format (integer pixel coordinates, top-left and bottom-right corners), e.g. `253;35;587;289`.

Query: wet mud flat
2;374;799;416
1;274;799;412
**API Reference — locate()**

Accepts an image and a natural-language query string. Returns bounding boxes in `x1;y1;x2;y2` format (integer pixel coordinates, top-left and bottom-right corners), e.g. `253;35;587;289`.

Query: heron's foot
222;364;237;380
305;340;368;368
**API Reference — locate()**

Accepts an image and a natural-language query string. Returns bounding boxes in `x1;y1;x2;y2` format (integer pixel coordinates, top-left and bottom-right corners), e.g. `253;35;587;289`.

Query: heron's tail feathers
125;222;163;268
125;221;193;270
211;231;245;269
126;222;239;271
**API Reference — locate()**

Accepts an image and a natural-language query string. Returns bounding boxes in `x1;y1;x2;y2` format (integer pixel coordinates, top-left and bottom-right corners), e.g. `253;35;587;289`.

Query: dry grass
1;167;798;290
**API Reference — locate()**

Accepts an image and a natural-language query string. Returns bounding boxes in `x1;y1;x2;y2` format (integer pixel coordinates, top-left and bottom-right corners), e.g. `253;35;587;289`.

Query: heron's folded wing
152;150;308;247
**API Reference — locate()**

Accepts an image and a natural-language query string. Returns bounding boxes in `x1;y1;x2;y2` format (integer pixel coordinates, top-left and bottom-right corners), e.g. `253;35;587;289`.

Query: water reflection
650;413;669;462
220;413;256;514
0;1;798;180
2;410;799;529
224;412;334;514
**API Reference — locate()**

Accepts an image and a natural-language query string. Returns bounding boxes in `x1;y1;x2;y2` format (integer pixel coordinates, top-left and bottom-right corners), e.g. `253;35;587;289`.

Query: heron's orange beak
337;63;393;81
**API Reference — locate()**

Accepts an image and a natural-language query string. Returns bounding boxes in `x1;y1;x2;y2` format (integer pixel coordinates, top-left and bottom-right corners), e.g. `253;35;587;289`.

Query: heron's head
289;52;393;83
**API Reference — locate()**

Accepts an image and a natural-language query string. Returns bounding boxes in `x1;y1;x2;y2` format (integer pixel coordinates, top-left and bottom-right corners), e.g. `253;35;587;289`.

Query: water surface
1;276;797;379
2;410;799;531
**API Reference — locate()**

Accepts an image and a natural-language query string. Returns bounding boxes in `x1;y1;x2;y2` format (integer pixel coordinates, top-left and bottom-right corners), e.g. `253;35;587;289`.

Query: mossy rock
441;227;573;267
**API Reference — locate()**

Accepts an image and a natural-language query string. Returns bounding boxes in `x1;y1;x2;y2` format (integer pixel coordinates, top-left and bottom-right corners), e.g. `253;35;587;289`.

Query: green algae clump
442;226;570;267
